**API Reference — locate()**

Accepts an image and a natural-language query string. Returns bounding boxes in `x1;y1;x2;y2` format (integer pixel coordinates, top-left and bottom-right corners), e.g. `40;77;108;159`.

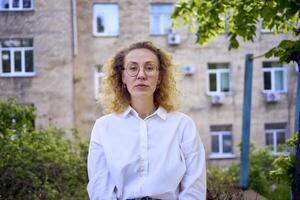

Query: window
150;4;173;35
94;65;104;99
0;0;33;11
93;4;119;36
265;123;287;155
207;63;230;94
263;62;287;93
0;39;34;77
209;125;235;159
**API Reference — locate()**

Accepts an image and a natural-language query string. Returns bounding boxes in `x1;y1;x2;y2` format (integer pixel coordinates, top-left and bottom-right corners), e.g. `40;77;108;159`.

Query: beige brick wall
0;0;75;136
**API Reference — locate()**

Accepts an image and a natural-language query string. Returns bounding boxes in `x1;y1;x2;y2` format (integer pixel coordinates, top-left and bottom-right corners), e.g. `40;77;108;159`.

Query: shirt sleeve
87;120;117;200
179;118;207;200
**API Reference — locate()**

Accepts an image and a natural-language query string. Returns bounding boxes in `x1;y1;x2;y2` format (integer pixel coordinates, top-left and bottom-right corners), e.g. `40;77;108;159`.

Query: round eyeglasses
124;63;159;77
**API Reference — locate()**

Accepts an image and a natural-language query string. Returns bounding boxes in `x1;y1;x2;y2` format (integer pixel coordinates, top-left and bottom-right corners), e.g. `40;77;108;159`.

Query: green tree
171;0;300;63
0;99;89;199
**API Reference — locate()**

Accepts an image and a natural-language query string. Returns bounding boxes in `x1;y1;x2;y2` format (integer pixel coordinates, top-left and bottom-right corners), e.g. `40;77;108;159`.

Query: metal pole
292;63;300;200
240;54;253;189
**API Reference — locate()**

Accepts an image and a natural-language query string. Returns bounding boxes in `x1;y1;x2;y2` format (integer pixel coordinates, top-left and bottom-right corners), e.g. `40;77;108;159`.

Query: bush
207;143;291;200
0;99;88;199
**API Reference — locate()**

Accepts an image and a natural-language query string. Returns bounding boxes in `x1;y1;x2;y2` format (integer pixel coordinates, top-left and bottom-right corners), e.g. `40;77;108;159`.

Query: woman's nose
137;68;146;79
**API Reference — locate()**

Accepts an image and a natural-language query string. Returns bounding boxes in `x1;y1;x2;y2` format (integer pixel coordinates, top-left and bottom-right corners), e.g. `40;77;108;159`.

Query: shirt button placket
139;119;148;177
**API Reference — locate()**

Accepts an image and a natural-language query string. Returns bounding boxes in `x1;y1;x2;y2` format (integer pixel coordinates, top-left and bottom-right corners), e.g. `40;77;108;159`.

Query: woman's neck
131;97;156;119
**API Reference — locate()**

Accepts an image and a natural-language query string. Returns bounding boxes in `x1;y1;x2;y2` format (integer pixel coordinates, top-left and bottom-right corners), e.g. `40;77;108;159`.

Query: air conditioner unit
265;92;280;103
168;33;181;46
211;95;224;104
182;65;195;75
294;62;299;73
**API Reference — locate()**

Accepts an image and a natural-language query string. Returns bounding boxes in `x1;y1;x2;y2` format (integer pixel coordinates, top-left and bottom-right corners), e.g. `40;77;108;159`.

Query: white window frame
262;62;287;93
0;40;35;77
209;131;235;159
265;128;287;155
207;65;231;95
150;3;173;35
94;69;104;99
93;4;119;36
0;0;33;11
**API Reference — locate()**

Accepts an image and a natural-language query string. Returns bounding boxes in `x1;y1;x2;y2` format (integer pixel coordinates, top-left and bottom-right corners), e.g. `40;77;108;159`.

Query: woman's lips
135;84;149;88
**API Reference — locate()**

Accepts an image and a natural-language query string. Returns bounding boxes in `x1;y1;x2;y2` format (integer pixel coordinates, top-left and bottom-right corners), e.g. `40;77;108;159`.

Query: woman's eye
128;65;138;71
145;65;155;71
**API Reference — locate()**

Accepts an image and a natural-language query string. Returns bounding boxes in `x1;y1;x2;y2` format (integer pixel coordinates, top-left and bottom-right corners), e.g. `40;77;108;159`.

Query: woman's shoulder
167;110;192;119
94;112;120;124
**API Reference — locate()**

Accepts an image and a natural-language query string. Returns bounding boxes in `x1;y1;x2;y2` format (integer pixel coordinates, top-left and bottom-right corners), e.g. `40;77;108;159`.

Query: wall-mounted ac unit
168;33;181;46
182;65;195;75
265;92;280;103
211;95;224;105
294;62;299;73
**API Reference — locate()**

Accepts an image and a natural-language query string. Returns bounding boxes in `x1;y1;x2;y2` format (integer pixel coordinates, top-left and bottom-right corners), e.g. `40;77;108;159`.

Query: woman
87;41;206;200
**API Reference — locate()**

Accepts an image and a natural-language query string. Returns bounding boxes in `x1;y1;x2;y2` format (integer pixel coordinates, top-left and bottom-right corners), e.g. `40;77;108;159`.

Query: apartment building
0;0;298;165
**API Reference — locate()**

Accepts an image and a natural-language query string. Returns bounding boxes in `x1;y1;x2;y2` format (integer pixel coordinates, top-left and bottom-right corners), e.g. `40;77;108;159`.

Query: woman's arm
87;120;118;200
179;118;207;200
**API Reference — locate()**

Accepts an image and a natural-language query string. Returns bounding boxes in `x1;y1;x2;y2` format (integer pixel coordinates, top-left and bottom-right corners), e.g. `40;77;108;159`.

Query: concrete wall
0;0;75;135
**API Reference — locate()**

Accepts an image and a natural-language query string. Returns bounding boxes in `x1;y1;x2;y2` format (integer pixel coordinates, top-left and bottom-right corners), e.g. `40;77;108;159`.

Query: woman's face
122;48;161;100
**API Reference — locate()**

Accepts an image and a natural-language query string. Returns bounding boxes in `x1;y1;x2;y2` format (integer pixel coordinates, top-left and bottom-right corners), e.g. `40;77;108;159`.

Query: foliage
171;0;300;63
0;98;35;134
0;99;89;199
270;133;298;185
207;167;243;200
207;143;291;199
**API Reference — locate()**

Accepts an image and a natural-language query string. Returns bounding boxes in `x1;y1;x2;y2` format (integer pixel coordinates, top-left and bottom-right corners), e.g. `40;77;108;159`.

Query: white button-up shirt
87;106;206;200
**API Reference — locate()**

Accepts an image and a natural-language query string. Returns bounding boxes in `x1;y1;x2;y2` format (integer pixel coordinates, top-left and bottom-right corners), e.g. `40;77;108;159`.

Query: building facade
0;0;298;165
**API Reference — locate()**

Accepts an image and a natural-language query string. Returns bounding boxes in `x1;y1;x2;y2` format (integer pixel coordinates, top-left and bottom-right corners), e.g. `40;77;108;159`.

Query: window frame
93;3;119;37
94;68;105;99
0;39;35;77
206;64;231;95
0;0;34;11
150;3;173;35
262;62;287;93
265;128;287;155
209;131;235;159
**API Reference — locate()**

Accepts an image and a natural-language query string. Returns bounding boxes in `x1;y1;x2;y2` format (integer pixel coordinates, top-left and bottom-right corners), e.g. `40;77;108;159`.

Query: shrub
0;99;88;199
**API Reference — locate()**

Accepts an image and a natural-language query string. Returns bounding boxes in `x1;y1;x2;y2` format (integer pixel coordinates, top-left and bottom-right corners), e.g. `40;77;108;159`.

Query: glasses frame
123;63;160;77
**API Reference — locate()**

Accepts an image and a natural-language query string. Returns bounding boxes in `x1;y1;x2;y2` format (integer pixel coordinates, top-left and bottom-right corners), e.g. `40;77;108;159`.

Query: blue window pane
222;135;232;153
2;51;11;73
1;0;9;9
209;73;217;91
150;15;160;34
212;135;219;153
23;0;31;8
25;50;33;72
14;51;22;72
151;4;173;13
221;72;230;92
12;0;19;8
264;72;271;90
275;70;284;91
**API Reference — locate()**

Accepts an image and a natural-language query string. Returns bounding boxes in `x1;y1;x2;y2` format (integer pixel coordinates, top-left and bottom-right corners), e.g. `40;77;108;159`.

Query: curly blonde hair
99;41;179;113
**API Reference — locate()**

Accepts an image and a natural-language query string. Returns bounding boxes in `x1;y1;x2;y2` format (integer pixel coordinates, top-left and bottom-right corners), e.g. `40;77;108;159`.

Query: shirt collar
121;105;167;120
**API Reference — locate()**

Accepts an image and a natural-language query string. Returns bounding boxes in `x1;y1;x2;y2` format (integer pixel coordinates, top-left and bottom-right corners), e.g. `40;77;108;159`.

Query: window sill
207;92;231;96
209;153;236;160
0;73;36;77
262;90;287;94
93;33;119;37
0;9;34;12
150;33;168;36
